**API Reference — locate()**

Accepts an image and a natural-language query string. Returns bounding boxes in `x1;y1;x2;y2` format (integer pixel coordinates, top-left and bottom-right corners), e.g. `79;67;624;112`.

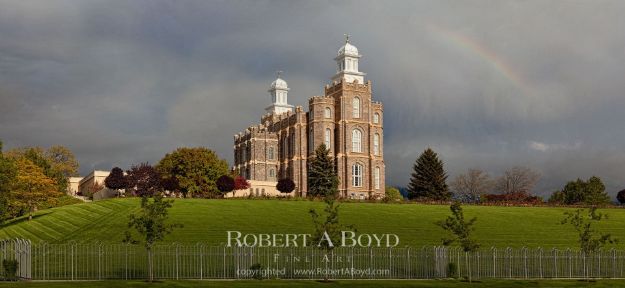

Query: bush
216;175;235;193
617;189;625;205
447;262;457;278
483;192;542;205
276;178;296;194
2;259;18;281
250;263;263;280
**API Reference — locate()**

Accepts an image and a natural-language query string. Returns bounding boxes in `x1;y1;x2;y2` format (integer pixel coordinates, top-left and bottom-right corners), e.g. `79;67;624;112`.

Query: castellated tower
234;37;384;199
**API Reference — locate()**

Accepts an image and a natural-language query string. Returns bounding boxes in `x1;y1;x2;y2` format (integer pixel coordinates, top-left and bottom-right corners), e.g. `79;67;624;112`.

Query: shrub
483;192;542;205
216;175;235;193
250;263;263;280
276;178;296;194
2;259;18;281
234;176;250;190
617;189;625;205
447;262;458;279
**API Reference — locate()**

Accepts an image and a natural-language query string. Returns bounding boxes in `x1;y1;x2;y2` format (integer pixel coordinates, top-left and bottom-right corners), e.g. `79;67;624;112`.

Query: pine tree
307;144;339;198
408;148;450;201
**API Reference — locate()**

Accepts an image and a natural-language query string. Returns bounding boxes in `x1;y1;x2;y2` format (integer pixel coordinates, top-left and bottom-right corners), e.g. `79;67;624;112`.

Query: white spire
332;34;365;84
266;71;293;115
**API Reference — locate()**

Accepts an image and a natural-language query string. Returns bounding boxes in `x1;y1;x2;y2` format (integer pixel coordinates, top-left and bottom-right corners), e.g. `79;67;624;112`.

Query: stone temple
233;38;385;199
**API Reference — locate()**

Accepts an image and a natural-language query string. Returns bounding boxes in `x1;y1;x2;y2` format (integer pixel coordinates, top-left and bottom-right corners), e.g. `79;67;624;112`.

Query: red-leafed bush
234;175;250;190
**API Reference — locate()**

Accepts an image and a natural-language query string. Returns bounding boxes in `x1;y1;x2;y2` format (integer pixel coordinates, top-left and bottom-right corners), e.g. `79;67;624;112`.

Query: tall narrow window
324;107;331;119
352;129;362;153
269;168;275;178
283;137;288;158
352;97;360;118
373;113;380;124
308;128;314;154
374;167;380;189
267;147;274;160
325;128;331;148
373;133;380;156
352;163;363;187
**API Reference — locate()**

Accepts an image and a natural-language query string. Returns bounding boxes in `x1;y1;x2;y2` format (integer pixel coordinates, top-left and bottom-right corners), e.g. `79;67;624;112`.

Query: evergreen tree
407;148;450;200
307;144;339;198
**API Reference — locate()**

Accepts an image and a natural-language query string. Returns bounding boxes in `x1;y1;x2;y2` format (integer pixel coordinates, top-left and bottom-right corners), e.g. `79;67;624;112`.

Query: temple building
233;37;385;199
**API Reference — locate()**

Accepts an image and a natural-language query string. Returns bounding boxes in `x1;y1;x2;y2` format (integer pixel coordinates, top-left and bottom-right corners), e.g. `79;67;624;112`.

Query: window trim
352;97;361;118
374;167;380;190
352;163;363;187
324;107;332;119
325;128;332;148
352;129;362;153
373;133;380;156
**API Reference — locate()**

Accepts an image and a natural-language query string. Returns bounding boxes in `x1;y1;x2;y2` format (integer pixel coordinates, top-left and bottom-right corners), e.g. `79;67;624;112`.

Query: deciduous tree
0;141;16;223
560;176;610;206
408;148;450;201
156;147;229;198
126;163;162;197
124;195;182;282
11;158;61;220
309;196;355;281
44;145;79;178
494;166;540;195
436;201;480;252
6;147;67;193
104;167;127;190
450;169;493;203
307;144;338;198
561;207;616;254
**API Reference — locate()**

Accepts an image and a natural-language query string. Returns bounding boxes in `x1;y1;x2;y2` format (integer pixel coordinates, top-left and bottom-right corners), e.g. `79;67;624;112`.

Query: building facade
233;38;385;199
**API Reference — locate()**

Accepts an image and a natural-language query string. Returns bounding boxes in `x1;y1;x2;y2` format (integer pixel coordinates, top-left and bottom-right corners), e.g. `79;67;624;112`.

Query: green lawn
0;198;624;248
1;280;625;288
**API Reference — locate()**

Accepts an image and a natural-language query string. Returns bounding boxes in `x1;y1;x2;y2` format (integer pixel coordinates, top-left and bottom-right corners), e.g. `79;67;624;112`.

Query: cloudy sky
1;1;624;197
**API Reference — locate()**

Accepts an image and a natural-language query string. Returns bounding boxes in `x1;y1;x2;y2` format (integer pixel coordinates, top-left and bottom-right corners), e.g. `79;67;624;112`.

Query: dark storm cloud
1;0;624;197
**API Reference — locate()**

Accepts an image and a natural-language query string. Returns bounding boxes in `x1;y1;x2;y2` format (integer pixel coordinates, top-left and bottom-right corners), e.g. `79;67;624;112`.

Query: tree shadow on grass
0;211;54;229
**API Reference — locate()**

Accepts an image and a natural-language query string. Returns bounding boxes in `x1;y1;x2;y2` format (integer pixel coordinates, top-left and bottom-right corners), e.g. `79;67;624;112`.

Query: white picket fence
1;239;624;280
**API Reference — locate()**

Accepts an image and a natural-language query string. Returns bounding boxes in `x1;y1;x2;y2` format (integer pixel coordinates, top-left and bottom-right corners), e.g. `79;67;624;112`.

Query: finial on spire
276;70;283;78
344;33;350;43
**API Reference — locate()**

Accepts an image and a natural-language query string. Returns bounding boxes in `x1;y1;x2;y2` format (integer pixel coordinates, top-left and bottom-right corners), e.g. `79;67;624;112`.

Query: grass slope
0;198;624;248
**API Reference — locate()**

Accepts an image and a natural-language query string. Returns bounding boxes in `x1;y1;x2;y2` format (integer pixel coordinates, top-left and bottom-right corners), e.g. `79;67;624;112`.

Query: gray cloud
1;0;624;197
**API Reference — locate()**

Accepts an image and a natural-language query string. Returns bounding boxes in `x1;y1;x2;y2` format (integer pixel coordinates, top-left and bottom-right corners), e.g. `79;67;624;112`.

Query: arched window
267;147;274;160
324;107;331;119
352;163;363;187
325;128;331;148
374;167;380;189
352;97;360;118
373;133;380;156
269;168;275;178
352;129;362;153
373;113;380;124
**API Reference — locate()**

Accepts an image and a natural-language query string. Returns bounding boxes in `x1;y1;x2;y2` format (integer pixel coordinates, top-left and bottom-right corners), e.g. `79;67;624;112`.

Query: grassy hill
0;198;624;249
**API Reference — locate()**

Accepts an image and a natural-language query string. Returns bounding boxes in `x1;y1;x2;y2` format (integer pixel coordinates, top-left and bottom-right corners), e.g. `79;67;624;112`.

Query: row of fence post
1;239;624;280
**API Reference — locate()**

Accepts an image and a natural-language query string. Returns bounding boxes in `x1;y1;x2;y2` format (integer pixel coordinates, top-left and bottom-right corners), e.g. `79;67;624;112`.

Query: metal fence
1;239;624;280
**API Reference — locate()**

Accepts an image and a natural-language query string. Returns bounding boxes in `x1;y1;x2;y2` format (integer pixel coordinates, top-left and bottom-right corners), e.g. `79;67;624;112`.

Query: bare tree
495;166;540;195
450;168;493;203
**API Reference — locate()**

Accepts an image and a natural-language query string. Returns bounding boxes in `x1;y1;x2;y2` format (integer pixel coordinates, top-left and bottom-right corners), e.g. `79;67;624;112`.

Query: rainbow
427;24;526;89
